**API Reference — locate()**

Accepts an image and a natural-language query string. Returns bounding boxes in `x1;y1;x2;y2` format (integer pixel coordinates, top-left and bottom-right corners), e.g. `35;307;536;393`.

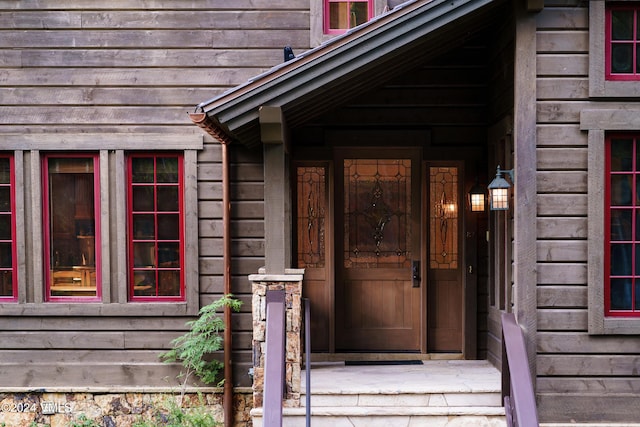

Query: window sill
0;302;195;316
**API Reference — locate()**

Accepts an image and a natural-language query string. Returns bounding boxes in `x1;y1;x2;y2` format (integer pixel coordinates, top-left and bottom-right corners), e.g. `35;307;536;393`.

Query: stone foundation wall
0;390;252;427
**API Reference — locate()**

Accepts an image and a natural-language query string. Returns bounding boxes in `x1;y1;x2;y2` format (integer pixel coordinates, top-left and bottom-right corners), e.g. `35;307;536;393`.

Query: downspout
189;112;234;427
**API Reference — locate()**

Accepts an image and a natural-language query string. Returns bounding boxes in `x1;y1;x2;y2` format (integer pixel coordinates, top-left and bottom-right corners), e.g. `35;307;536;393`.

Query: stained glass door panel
335;150;421;351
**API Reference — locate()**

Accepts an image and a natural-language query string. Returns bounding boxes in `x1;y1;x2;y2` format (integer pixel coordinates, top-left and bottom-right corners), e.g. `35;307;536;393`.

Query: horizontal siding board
537;101;589;123
537;77;588;100
0;11;308;30
0;317;191;331
537;148;587;170
538;354;640;376
537;30;588;53
537;285;587;308
537;262;587;285
17;49;282;68
537;218;587;239
0;107;187;125
0;332;125;349
537;308;587;331
537;240;586;262
537;377;640;393
535;7;588;29
537;171;586;193
537;54;587;76
538;332;640;354
538;194;587;216
0;350;164;363
0;88;226;106
0;363;185;388
536;124;587;146
0;68;260;86
0;29;310;49
538;394;640;423
0;0;310;9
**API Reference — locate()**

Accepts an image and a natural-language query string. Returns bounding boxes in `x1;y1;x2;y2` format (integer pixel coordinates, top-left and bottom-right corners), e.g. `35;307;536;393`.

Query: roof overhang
191;0;507;147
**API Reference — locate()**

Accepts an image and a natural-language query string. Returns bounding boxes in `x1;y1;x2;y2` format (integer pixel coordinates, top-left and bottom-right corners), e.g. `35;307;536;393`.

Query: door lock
412;261;421;288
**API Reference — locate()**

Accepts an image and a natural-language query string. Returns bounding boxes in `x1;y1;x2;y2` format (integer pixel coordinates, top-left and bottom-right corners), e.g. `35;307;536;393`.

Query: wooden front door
335;149;421;351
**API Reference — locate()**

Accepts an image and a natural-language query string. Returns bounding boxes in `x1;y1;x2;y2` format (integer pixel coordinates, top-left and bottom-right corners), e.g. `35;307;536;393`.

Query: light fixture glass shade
468;183;485;212
489;187;509;210
487;166;512;211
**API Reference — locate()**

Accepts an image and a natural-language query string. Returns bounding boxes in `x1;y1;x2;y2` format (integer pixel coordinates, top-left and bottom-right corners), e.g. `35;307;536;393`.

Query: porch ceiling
194;0;507;148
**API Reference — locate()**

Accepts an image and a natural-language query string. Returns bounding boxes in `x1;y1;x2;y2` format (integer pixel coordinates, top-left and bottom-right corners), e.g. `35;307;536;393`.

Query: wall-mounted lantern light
468;180;486;212
488;165;514;211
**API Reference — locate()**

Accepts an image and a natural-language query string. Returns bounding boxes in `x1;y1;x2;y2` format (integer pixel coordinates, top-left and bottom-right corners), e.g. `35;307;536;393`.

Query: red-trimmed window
605;134;640;316
324;0;373;34
0;155;17;302
606;4;640;80
43;154;101;301
128;154;184;302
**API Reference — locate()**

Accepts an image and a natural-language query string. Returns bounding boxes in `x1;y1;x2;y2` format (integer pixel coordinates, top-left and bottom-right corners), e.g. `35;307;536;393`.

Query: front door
335;149;421;351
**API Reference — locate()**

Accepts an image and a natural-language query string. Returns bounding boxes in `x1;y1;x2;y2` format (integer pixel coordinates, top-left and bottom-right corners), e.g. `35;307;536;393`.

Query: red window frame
606;4;640;80
0;154;17;302
605;134;640;317
127;154;185;302
43;153;101;302
323;0;374;35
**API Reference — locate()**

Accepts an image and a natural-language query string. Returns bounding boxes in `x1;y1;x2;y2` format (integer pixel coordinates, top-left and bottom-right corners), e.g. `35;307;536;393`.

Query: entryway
295;146;474;356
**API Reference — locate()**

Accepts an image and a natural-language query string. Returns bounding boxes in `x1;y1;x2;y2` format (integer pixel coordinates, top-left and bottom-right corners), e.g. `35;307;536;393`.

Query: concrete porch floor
302;359;502;396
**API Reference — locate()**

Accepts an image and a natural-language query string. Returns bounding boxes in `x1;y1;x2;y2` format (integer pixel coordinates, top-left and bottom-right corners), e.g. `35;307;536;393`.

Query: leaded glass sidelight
343;159;411;268
296;166;327;268
429;167;459;270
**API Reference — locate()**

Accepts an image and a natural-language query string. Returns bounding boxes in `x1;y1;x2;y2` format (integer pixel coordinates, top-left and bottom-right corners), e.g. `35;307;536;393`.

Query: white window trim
583;110;640;333
0;134;202;316
589;0;640;97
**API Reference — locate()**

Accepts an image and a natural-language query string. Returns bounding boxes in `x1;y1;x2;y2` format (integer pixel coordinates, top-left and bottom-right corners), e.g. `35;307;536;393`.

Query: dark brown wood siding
0;0;309;388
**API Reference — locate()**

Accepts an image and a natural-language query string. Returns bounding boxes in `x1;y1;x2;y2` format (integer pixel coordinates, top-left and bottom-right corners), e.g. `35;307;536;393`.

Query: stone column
249;268;304;409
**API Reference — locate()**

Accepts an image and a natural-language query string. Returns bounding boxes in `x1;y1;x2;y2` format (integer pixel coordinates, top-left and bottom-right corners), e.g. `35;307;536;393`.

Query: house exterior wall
0;0;309;399
535;1;640;422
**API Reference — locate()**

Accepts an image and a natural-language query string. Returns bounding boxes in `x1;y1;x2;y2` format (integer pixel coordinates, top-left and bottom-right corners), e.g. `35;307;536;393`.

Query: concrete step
251;360;506;426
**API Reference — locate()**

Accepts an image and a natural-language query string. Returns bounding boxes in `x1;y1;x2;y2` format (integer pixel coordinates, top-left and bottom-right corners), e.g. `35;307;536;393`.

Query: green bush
160;294;242;386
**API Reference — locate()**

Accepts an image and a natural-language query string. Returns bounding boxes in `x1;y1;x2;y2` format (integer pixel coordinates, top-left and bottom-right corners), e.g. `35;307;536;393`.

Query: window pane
131;158;154;183
158;242;179;267
133;271;156;296
612;209;632;240
158;214;179;240
612;44;634;73
611;278;633;310
0;271;12;297
0;242;11;268
611;175;633;205
158;271;180;296
612;10;634;40
0;159;10;184
0;215;10;240
636;280;640;310
47;156;98;299
611;243;632;275
157;186;179;211
133;214;155;239
330;2;348;29
611;138;633;170
132;186;154;212
351;2;368;27
157;158;179;183
133;242;155;267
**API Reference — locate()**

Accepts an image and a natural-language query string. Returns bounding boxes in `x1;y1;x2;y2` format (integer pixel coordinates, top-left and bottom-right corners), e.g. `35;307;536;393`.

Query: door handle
412;261;421;288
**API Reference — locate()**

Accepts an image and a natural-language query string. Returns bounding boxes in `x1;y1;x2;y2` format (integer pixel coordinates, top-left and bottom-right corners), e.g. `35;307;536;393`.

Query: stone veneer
249;269;304;411
0;390;252;427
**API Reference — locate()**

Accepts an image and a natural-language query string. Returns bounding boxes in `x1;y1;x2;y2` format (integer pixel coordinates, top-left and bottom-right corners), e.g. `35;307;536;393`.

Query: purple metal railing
501;312;539;427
